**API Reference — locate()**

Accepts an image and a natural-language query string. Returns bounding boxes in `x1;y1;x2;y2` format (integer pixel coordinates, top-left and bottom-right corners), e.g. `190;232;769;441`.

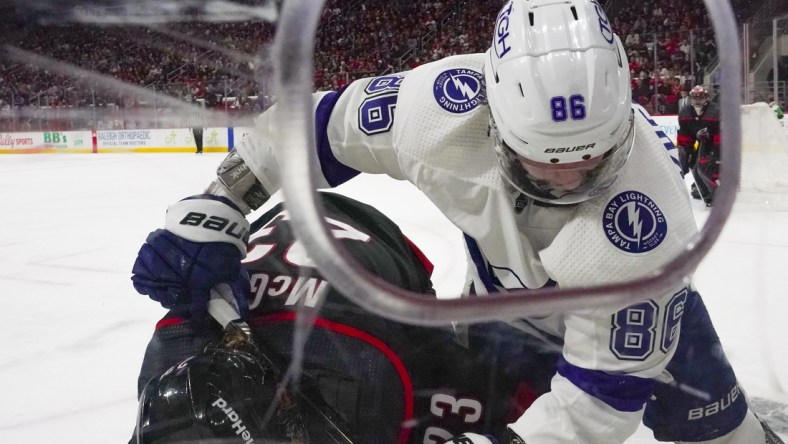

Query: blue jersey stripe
463;234;498;294
315;87;361;187
636;105;681;175
557;356;655;412
464;233;556;294
637;108;658;126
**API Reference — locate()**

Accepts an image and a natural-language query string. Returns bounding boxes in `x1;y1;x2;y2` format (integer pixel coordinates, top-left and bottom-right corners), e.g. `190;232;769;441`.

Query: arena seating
0;0;761;131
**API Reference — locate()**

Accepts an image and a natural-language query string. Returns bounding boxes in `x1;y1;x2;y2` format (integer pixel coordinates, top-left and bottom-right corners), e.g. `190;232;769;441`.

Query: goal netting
738;102;788;208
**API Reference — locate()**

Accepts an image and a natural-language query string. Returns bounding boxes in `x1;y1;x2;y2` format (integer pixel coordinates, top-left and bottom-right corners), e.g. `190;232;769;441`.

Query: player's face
690;94;707;108
518;155;605;192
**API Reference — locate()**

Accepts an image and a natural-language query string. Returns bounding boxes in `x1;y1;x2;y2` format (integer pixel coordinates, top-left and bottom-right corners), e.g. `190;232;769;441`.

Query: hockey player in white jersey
131;0;782;442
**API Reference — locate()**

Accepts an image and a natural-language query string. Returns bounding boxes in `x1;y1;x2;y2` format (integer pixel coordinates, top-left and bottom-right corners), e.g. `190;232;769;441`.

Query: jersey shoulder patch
432;67;486;115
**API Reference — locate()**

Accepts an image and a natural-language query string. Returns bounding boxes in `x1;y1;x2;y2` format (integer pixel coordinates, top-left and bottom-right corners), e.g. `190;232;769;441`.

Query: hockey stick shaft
208;287;254;342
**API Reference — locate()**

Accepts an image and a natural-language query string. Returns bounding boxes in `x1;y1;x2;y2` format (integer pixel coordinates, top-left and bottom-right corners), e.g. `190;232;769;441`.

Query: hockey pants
467;290;750;442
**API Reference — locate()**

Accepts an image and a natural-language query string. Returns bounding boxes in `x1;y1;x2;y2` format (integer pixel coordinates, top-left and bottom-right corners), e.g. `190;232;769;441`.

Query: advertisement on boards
0;131;93;153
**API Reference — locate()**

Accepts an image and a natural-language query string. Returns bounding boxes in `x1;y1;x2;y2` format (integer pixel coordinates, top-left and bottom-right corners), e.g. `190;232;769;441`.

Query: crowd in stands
314;1;456;90
612;0;717;114
0;0;764;131
0;20;273;108
416;0;719;115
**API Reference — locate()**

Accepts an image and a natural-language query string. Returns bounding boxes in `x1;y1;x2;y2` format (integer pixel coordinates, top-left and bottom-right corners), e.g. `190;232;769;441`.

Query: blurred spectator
678;88;691;111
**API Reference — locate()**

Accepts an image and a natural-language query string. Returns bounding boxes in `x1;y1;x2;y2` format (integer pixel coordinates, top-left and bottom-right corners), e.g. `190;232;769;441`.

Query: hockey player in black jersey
677;85;721;206
132;192;554;443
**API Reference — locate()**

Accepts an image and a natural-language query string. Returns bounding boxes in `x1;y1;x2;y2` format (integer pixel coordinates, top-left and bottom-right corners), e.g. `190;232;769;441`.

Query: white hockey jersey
236;54;700;443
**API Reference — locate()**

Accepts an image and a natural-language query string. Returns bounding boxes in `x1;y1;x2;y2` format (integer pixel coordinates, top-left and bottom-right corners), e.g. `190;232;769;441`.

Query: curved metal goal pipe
271;0;742;326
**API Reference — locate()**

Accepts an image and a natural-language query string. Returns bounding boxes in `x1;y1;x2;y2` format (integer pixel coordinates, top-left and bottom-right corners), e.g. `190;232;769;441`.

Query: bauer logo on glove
165;195;250;255
179;211;248;240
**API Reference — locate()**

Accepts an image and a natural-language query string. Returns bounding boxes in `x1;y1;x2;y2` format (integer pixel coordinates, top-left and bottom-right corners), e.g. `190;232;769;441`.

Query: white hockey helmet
485;0;635;204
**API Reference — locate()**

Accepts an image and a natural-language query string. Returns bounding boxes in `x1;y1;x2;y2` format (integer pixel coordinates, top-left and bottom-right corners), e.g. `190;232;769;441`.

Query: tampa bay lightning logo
433;68;485;114
603;191;667;253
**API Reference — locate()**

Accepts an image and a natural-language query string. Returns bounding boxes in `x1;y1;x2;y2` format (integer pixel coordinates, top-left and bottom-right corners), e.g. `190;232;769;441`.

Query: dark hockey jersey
677;101;721;151
137;192;549;443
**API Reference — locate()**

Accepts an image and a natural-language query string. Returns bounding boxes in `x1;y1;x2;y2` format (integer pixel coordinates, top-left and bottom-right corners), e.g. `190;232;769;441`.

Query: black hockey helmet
135;330;356;443
135;341;305;443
